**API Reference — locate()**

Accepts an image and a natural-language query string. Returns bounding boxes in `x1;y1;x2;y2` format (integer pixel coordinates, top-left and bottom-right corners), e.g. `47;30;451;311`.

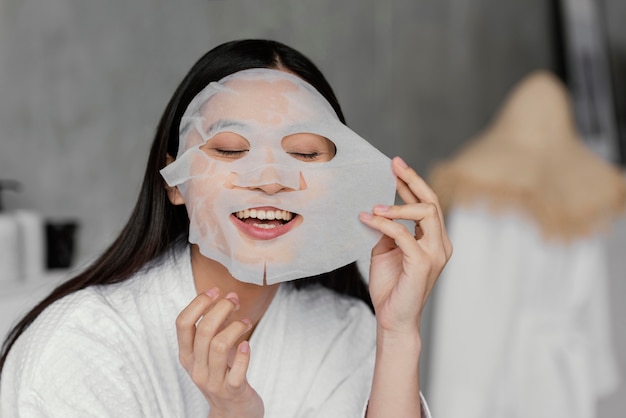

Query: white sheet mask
161;68;396;285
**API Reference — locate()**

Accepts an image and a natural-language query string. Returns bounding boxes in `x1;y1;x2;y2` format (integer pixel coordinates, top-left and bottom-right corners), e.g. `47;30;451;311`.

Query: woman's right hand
176;288;264;418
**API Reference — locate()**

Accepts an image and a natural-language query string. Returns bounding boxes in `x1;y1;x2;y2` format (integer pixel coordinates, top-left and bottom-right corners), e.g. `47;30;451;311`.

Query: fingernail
242;318;252;327
240;340;250;354
374;205;390;213
204;287;219;299
225;292;240;310
395;156;408;168
359;212;373;220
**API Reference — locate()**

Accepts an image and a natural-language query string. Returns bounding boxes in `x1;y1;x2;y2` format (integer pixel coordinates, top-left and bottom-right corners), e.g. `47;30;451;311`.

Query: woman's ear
164;154;185;206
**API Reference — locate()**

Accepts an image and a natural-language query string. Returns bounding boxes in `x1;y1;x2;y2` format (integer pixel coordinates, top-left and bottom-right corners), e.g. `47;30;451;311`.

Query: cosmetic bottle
15;209;45;279
0;180;21;283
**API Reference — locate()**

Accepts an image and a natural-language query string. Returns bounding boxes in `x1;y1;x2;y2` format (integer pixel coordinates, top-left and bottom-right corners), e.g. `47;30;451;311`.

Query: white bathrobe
1;245;430;417
428;206;620;418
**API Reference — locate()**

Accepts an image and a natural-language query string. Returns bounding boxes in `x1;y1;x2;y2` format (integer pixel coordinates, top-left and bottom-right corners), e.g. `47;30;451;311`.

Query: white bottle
0;180;21;284
0;216;20;283
14;210;44;280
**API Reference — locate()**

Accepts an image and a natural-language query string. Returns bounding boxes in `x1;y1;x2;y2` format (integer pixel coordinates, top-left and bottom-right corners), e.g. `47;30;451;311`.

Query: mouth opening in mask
231;207;302;240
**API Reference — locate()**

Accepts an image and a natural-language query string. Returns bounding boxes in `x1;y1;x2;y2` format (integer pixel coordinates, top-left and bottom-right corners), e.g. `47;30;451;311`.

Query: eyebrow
206;119;247;134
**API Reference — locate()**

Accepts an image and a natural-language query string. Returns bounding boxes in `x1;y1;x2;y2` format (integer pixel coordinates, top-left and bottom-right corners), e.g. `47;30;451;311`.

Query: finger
360;212;420;258
176;287;220;368
227;340;252;391
194;293;241;371
208;318;253;388
393;157;446;234
373;203;445;252
396;176;418;205
392;157;453;257
392;157;439;205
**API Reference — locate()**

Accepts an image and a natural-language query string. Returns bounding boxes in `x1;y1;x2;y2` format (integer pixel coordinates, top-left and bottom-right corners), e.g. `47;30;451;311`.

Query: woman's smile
231;206;301;240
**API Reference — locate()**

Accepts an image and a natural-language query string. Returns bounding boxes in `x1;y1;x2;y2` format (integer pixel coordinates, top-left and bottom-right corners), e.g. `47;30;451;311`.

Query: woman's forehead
199;76;326;127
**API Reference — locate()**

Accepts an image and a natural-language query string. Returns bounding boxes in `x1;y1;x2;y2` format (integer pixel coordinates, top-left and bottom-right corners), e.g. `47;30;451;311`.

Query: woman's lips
230;206;301;240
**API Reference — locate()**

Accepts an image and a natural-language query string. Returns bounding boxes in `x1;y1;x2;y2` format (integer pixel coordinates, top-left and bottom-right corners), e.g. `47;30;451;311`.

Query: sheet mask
161;68;396;285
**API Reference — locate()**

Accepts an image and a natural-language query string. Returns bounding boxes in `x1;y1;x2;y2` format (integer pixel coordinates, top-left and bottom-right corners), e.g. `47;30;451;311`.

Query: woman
0;39;451;417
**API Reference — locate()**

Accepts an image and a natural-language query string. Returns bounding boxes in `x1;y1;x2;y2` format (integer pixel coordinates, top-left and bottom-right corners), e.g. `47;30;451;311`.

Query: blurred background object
427;70;624;418
0;180;45;282
555;0;622;163
45;219;79;269
0;1;624;416
0;180;22;283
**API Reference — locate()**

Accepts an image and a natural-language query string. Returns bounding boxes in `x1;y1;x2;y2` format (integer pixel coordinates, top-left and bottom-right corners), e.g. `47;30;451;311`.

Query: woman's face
161;69;395;285
190;131;335;238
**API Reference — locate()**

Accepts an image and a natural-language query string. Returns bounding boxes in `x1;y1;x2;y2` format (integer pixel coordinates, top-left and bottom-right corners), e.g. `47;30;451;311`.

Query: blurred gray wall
0;0;623;416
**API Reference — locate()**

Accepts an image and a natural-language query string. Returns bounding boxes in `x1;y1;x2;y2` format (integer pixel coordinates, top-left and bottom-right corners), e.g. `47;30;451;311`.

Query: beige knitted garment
429;70;626;240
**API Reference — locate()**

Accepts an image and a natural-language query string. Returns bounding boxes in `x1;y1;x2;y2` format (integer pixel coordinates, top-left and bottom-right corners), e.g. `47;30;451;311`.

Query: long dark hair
0;39;372;375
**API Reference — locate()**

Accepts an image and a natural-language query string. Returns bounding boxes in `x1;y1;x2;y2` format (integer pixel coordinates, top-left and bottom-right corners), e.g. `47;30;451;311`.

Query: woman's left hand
360;156;453;336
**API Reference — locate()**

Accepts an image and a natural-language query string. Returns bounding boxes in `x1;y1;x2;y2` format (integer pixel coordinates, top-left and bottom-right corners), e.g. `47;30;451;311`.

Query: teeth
253;223;277;229
236;209;294;221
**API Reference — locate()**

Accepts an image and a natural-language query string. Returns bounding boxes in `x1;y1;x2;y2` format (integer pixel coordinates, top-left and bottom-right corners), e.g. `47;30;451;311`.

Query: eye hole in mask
281;133;336;163
200;132;251;161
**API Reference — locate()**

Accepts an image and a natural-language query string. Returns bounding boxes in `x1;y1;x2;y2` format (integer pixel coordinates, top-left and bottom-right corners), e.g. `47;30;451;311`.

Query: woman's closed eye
201;132;251;161
282;133;336;163
288;151;321;160
214;149;249;157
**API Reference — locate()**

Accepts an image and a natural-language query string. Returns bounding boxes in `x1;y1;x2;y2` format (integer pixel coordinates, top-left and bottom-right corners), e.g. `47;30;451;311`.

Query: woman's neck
189;244;280;340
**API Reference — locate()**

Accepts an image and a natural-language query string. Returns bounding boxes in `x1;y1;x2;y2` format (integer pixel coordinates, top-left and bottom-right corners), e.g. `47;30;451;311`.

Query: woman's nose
252;182;291;194
246;165;296;194
227;163;304;192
